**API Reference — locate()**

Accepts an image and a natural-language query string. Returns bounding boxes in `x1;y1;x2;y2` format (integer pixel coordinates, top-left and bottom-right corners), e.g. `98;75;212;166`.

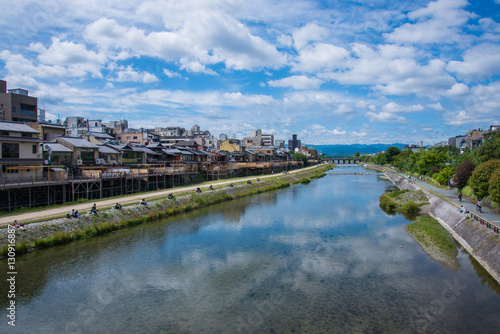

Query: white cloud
268;75;323;90
292;22;329;50
446;43;500;81
163;69;181;78
385;0;475;44
426;102;444;110
382;102;424;113
352;131;368;137
319;44;458;98
107;65;158;83
366;111;406;123
292;43;349;72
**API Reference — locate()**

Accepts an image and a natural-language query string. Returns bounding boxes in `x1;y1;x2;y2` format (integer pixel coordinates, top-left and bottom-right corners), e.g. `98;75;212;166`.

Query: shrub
399;201;420;214
452;161;475;190
489;168;500;205
470;159;500;199
380;194;397;210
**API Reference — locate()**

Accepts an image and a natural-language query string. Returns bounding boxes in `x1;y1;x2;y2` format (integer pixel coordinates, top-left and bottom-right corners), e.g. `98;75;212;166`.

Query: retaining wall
378;166;500;284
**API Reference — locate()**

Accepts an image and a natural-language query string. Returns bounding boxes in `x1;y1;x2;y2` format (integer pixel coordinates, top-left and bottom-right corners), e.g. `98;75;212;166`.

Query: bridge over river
322;158;362;164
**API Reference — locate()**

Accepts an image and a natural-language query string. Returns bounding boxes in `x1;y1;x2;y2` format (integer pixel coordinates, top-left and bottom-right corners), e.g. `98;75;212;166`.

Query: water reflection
1;166;499;333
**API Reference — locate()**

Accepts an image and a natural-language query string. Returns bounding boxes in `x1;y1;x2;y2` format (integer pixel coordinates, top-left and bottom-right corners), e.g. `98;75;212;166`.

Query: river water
1;165;500;333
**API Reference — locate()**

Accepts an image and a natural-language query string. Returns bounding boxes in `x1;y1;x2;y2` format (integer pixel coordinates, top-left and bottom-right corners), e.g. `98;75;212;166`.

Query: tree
293;153;308;165
470;159;500;199
434;166;455;186
385;146;401;164
354;151;360;157
473;133;500;164
452;161;475;190
375;152;386;165
416;150;446;175
489;168;500;204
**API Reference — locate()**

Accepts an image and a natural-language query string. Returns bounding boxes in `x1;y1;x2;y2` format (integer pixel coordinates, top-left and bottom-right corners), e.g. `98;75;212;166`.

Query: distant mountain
311;144;405;157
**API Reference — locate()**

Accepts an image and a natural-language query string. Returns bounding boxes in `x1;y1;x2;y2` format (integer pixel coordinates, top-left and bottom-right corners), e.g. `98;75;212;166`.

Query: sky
1;0;500;145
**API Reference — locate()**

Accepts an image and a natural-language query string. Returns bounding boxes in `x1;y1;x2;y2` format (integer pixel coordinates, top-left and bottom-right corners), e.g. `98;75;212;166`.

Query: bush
380;194;397;210
489;168;500;205
399;201;420;214
470;159;500;199
452;161;475;190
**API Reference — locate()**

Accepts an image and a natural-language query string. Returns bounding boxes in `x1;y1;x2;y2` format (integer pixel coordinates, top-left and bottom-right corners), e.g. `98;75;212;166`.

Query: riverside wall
375;165;500;284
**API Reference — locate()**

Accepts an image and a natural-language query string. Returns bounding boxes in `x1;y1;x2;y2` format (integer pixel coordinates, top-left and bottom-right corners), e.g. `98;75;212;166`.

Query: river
1;165;499;333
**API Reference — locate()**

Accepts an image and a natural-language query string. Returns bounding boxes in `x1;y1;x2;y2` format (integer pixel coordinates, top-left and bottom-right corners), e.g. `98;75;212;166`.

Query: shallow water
1;165;500;333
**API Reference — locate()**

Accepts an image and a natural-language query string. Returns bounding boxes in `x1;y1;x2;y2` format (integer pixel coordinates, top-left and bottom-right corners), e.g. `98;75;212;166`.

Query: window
133;136;137;140
12;106;16;113
32;144;37;154
2;143;19;158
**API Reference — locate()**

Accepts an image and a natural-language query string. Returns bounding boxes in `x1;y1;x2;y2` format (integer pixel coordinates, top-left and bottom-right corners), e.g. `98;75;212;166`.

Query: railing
469;211;500;234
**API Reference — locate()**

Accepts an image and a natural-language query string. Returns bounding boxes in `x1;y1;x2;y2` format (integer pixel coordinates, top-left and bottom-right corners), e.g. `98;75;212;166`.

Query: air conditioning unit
96;158;104;164
77;159;83;165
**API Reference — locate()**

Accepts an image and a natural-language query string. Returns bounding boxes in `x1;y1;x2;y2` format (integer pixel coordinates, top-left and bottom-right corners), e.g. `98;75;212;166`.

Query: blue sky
1;0;499;145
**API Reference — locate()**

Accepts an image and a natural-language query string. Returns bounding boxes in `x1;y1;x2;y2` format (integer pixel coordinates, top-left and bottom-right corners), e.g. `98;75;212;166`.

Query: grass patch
405;217;456;256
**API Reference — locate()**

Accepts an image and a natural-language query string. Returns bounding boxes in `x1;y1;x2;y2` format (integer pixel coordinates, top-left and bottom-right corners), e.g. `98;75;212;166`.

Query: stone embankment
373;165;500;284
0;165;331;257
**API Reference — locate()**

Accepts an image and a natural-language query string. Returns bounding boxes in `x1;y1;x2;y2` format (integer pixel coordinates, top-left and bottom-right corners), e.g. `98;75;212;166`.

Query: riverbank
368;164;500;284
0;165;332;257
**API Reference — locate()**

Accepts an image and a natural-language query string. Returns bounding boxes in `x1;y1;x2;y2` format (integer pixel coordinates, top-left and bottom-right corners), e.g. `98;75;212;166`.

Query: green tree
416;150;446;175
354;151;360;157
452;161;475;190
375;152;386;165
385;146;401;164
434;166;455;186
470;159;500;199
473;133;500;164
489;168;500;204
293;153;308;165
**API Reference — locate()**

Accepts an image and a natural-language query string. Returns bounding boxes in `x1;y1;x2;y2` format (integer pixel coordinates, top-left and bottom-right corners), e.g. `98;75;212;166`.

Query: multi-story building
64;117;115;137
27;122;66;141
115;128;159;145
0;80;38;123
0;121;43;179
288;134;301;151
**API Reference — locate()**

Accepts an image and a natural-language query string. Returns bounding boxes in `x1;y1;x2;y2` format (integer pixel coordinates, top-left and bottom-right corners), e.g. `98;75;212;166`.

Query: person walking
458;191;462;202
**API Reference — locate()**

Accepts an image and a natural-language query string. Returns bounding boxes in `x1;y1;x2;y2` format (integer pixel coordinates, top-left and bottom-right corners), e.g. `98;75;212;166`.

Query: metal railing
469;211;500;234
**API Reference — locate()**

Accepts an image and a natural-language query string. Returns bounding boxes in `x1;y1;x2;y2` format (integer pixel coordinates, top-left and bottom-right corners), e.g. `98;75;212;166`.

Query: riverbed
1;165;499;333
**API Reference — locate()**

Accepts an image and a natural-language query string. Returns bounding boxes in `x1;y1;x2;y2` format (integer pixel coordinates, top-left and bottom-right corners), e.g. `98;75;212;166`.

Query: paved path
389;168;500;224
0;165;321;227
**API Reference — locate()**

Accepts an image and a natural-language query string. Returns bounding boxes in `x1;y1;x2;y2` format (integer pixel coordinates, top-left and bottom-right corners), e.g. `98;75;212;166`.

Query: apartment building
0;80;38;123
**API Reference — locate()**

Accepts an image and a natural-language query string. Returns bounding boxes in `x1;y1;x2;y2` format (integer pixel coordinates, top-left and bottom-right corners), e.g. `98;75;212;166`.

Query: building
0;80;38;123
27;122;66;141
55;137;99;166
64;117;115;137
115;128;159;145
0;121;43;179
244;129;274;147
288;134;301;151
220;139;245;153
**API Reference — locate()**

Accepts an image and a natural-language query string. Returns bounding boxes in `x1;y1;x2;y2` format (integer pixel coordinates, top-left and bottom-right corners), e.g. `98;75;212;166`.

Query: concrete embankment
0;165;331;257
374;165;500;284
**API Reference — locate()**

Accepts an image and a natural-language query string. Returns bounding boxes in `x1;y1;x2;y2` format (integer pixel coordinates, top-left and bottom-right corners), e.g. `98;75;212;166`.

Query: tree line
361;133;500;208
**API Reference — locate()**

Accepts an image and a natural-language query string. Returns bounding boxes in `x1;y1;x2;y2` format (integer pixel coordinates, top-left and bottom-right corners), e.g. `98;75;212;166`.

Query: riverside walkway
0;165;323;227
388;168;500;226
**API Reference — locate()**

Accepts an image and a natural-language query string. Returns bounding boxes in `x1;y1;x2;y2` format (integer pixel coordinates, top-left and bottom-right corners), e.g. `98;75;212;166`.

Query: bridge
322;158;362;164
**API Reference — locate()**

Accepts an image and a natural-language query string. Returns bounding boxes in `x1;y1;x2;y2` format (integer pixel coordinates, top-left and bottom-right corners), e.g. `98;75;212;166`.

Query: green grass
405;217;456;256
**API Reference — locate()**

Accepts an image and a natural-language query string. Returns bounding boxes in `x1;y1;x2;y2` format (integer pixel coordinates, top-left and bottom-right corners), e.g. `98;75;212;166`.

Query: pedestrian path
390;168;500;224
0;165;322;227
